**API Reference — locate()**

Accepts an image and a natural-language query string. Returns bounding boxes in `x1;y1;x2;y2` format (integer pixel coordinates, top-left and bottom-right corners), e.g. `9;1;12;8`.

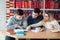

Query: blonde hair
41;13;55;25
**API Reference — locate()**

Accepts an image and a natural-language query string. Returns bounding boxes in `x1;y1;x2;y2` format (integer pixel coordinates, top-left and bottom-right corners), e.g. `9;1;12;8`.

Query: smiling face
32;12;39;19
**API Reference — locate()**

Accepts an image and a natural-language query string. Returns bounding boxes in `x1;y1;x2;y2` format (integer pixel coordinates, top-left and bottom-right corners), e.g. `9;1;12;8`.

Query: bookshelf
6;0;60;22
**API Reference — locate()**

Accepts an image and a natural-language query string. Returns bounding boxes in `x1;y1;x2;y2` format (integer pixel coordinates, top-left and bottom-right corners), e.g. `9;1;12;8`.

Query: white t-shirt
44;20;60;30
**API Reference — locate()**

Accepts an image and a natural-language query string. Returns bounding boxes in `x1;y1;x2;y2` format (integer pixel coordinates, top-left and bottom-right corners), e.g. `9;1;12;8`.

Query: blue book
16;31;25;36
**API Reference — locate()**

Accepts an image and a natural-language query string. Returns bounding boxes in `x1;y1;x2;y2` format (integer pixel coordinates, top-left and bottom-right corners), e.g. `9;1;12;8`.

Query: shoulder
50;20;59;25
51;20;58;23
28;16;32;18
27;16;32;19
8;16;16;21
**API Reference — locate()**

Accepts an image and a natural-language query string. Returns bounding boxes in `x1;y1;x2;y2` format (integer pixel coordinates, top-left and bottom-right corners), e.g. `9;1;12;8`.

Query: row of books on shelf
15;0;44;9
48;13;60;20
45;0;60;9
6;10;60;20
15;0;60;9
6;10;43;18
24;11;60;20
46;11;60;20
53;13;60;20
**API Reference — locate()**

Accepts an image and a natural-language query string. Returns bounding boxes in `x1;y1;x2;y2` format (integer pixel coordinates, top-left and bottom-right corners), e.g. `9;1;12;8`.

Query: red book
40;1;44;9
57;12;60;20
24;12;29;17
35;0;39;8
21;0;24;8
39;1;41;8
58;13;60;20
50;1;54;9
15;2;19;8
58;1;60;9
54;2;58;9
16;0;22;8
7;30;15;34
33;0;37;8
28;0;32;8
54;0;58;9
54;13;58;20
24;10;29;17
45;1;50;9
32;0;34;8
24;0;28;8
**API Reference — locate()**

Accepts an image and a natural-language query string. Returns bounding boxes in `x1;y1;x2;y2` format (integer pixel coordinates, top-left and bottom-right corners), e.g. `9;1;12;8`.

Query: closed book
54;0;58;9
32;0;34;8
19;0;22;8
58;0;60;9
45;1;50;9
58;13;60;20
54;2;58;9
58;12;60;20
22;0;24;8
33;0;37;8
50;1;54;9
58;2;60;9
7;30;15;34
39;0;41;8
54;13;58;20
28;0;32;8
40;1;44;9
36;0;39;8
24;0;28;8
24;10;29;17
24;12;27;17
16;0;22;8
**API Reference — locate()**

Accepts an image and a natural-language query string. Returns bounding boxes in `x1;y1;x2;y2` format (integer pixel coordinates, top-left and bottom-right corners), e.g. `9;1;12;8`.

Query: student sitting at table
26;13;60;32
27;8;43;30
5;9;27;40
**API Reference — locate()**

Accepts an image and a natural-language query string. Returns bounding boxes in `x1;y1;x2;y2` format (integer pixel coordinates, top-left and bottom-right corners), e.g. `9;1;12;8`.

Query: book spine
24;10;29;17
40;1;44;9
28;0;32;8
22;0;24;8
16;0;22;8
24;0;28;8
50;1;54;9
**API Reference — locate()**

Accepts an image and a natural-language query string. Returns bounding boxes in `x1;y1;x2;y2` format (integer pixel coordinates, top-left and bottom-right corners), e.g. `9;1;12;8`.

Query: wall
0;0;6;40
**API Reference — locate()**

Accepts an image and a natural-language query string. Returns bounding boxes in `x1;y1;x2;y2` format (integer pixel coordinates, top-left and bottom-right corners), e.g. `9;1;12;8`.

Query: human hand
50;24;55;30
18;26;23;29
26;26;31;31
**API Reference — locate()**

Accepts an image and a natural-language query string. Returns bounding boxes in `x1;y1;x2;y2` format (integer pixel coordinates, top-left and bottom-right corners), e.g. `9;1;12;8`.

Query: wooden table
0;30;60;40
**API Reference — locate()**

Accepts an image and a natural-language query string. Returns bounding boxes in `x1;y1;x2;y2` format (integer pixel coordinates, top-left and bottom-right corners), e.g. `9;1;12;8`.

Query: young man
27;8;47;40
5;9;27;40
27;8;43;30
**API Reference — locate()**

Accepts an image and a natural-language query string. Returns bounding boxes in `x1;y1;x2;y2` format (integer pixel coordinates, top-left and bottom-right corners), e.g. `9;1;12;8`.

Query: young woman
26;13;60;32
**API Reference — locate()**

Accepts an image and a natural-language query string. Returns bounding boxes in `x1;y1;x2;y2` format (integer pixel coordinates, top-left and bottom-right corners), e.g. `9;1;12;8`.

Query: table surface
0;30;60;39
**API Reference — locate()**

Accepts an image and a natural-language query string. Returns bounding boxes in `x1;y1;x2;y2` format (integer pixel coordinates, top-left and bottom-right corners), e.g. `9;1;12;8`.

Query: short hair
16;9;23;16
34;8;41;14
